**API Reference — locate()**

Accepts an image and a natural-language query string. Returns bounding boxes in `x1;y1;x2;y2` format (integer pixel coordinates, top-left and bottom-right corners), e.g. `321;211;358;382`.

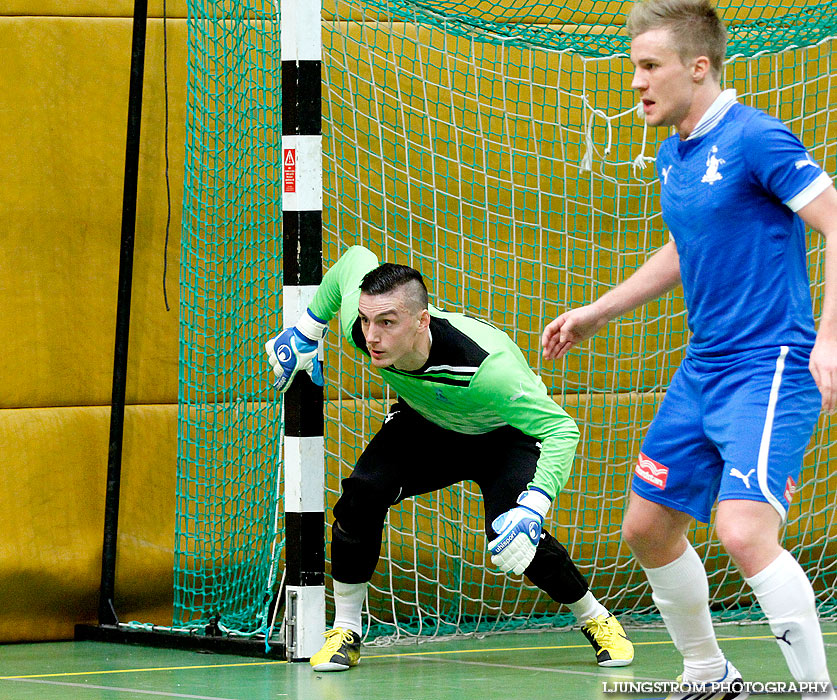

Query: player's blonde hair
627;0;727;81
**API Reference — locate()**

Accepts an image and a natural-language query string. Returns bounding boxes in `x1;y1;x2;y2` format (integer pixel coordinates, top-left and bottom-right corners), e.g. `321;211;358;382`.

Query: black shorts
346;399;541;536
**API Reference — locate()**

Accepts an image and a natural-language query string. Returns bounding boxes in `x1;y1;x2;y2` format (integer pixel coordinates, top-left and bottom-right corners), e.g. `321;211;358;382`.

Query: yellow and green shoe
581;613;634;667
310;627;362;672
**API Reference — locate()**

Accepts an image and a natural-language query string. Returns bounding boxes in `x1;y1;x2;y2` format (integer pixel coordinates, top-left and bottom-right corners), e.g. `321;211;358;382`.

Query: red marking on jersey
784;475;797;503
635;452;669;490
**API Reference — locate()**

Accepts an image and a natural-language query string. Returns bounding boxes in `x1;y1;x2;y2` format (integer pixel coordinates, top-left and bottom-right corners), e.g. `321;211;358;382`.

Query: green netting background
175;3;283;635
173;0;837;642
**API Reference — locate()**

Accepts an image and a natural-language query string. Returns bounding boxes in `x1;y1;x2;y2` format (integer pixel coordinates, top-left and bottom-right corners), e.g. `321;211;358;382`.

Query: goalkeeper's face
358;289;431;371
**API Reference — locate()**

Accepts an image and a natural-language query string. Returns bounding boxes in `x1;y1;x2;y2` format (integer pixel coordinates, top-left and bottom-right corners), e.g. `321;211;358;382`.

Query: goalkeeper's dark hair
627;0;727;81
360;263;429;312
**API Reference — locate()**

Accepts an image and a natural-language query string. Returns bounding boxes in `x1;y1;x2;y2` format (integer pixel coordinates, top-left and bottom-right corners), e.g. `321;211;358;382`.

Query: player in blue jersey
542;1;837;699
267;246;634;672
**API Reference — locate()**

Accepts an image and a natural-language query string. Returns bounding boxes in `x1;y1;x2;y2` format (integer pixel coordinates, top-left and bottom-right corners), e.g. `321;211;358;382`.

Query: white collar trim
687;89;738;140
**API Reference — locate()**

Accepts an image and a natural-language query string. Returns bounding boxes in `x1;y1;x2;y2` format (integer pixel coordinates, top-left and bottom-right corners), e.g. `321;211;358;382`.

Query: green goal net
170;0;837;643
175;2;283;637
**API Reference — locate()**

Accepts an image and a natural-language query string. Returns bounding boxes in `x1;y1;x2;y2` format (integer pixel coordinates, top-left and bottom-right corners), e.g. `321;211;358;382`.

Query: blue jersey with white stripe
656;99;831;356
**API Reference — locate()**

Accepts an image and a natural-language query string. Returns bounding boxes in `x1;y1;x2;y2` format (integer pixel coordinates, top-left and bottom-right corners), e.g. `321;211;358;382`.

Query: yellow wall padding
4;2;187;17
0;10;186;643
5;1;283;19
0;405;175;643
1;16;186;409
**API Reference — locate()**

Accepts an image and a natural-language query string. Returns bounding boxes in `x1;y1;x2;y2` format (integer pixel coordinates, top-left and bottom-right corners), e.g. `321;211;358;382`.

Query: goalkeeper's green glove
487;488;551;575
265;309;326;393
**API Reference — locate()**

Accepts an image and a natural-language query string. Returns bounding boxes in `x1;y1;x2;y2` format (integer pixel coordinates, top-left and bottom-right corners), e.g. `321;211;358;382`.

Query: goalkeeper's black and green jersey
309;245;579;499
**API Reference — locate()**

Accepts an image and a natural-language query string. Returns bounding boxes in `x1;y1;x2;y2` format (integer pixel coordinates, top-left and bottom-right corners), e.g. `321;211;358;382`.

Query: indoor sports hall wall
3;0;836;646
0;1;187;642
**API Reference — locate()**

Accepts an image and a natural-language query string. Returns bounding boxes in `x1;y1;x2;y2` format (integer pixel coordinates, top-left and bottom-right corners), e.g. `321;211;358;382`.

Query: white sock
567;590;609;624
643;543;727;681
745;549;833;698
332;580;367;636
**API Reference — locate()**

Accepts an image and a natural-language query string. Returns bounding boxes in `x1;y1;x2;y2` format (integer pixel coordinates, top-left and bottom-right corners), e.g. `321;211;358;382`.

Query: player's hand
487;489;551;575
810;335;837;413
265;327;324;393
542;304;607;361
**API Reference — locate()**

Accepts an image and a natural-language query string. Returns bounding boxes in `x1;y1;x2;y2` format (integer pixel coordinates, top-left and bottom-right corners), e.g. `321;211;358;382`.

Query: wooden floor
2;622;836;699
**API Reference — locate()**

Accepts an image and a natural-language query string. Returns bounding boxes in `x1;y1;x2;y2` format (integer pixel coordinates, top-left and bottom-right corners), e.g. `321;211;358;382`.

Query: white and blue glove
487;488;551;575
265;309;327;393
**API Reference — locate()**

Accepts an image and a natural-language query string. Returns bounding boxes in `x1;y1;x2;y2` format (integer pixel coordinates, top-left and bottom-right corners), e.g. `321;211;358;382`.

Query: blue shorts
632;345;820;523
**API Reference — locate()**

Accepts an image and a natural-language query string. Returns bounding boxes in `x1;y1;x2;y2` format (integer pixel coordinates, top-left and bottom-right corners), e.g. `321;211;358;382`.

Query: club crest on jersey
784;475;797;503
701;145;725;184
635;452;669;489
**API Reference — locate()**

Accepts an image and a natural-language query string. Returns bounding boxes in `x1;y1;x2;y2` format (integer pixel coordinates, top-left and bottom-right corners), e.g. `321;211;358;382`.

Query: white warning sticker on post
282;136;323;211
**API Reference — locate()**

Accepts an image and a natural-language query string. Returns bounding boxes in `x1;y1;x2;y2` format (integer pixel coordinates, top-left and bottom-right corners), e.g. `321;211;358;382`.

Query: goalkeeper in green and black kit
266;245;633;671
